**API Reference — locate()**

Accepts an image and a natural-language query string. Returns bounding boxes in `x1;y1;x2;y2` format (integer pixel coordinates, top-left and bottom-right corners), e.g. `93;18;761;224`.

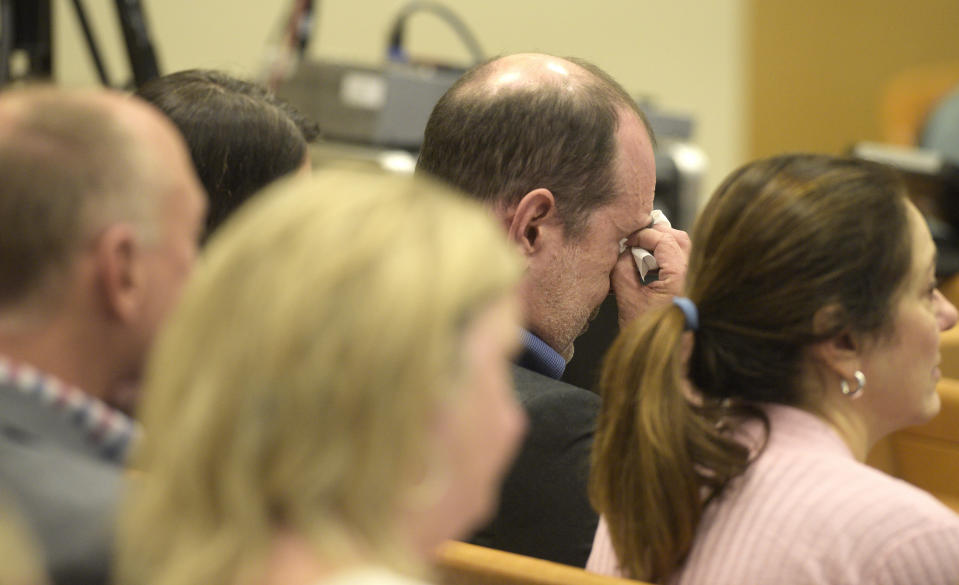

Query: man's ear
808;304;862;382
504;188;560;255
93;224;144;323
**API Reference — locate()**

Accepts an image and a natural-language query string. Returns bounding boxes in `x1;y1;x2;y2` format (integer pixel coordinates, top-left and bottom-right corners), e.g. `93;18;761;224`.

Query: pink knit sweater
587;405;959;585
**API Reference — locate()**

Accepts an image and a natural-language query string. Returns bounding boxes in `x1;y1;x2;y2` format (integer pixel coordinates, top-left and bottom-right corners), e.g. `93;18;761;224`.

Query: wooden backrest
868;377;959;512
879;61;959;145
433;542;651;585
940;325;959;379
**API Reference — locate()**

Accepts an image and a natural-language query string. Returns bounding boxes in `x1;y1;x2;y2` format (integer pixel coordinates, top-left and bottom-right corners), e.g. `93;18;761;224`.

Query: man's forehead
612;112;656;214
616;189;654;234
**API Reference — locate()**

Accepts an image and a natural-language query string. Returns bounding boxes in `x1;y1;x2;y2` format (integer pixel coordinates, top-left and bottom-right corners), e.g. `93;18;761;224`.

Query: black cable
70;0;111;86
114;0;161;87
291;0;315;56
387;1;484;65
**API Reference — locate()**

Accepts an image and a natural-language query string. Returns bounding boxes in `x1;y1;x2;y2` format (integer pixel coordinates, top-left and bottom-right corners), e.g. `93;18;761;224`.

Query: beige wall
46;1;959;209
748;0;959;159
53;0;747;201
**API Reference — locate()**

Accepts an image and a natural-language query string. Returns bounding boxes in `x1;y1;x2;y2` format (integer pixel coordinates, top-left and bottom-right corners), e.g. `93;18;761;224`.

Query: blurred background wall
748;0;959;159
52;0;745;199
50;0;959;202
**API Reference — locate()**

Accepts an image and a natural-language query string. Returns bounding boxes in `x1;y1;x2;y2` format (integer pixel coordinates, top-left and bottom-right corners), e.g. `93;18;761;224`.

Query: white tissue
650;209;670;229
619;210;670;281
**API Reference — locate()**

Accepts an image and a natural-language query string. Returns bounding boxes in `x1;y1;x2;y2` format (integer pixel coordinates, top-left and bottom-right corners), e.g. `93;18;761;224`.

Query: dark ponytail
591;304;752;582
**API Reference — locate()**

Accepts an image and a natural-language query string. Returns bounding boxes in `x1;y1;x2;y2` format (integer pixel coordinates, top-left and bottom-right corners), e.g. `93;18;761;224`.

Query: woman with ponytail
588;154;959;584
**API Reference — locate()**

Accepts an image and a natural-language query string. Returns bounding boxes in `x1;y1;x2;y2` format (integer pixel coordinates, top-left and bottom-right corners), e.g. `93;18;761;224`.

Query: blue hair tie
672;297;699;332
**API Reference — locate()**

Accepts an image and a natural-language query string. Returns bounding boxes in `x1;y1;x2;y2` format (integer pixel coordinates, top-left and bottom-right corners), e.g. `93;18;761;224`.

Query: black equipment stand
0;0;160;88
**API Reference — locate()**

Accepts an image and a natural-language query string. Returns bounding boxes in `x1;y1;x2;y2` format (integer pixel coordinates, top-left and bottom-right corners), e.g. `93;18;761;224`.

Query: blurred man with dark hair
137;69;319;238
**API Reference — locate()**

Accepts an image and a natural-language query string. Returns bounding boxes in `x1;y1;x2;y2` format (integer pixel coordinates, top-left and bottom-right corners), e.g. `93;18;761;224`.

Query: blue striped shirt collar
0;356;138;463
517;329;567;380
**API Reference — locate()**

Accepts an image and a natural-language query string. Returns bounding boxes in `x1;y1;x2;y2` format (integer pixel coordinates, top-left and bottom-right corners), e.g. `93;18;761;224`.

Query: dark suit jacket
0;383;122;585
469;363;600;567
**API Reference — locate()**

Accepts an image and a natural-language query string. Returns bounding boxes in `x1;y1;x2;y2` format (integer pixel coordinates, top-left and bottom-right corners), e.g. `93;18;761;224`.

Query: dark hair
136;69;320;236
417;55;652;238
590;154;913;582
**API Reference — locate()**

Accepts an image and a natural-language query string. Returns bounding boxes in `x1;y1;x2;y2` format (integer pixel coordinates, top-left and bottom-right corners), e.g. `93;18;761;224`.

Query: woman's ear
808;304;862;383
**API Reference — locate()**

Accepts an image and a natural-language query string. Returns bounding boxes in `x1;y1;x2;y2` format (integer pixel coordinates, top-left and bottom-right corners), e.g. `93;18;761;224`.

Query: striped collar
517;329;567;380
0;356;138;463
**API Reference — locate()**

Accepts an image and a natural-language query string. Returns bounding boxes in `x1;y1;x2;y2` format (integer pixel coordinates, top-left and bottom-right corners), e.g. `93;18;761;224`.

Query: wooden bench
434;541;651;585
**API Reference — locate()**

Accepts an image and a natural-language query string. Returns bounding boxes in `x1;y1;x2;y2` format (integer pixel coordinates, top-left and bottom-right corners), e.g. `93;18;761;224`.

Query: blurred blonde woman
0;496;48;585
588;155;959;584
115;168;526;585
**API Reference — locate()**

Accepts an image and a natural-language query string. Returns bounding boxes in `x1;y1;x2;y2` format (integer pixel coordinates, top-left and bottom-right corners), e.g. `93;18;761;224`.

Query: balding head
457;53;621;97
417;53;652;238
0;87;199;311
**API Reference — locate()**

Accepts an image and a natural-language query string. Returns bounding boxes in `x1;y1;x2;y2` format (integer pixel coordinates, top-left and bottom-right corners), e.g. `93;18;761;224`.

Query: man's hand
611;222;690;329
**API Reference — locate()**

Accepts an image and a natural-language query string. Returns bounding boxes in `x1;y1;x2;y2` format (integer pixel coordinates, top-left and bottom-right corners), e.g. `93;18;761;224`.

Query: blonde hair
116;168;520;585
0;496;47;585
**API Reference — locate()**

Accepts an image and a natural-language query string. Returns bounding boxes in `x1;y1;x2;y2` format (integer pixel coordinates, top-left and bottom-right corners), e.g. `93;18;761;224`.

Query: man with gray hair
0;87;206;585
418;53;689;566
